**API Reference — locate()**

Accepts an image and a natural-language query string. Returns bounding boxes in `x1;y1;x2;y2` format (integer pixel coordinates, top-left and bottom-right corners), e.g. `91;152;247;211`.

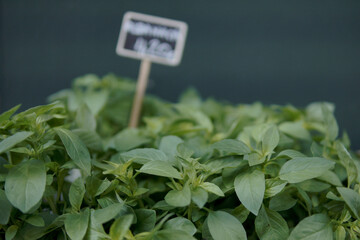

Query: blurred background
1;0;360;148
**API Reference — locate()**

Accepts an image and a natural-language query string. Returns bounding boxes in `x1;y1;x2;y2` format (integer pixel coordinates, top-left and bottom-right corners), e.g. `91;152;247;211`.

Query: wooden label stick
129;59;151;128
116;12;188;128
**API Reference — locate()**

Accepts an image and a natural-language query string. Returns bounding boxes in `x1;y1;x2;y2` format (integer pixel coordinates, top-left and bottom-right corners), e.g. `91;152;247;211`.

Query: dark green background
1;1;360;148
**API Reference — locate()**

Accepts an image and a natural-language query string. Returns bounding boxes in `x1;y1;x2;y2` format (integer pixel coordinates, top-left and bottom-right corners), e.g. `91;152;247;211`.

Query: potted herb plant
0;74;359;240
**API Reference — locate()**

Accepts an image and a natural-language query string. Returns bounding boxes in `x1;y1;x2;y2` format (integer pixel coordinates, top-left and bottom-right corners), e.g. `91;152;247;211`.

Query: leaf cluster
1;74;360;240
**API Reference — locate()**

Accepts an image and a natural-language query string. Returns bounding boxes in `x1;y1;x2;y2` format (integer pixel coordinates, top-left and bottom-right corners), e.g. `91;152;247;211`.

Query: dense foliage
0;74;360;240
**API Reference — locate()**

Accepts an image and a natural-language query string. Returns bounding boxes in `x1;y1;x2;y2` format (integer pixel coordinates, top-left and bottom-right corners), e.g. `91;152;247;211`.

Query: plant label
116;12;188;66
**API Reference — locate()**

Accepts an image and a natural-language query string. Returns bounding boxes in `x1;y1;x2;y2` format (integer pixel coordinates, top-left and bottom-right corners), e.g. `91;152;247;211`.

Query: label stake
116;12;188;128
129;59;151;128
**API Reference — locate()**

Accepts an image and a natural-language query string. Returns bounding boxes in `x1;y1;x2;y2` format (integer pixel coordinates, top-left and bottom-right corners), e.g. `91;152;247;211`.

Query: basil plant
0;74;359;240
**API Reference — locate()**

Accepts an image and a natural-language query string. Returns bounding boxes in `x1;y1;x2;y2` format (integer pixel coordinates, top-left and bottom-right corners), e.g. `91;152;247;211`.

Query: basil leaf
159;135;183;165
207;211;247;240
262;125;279;155
212;139;251;155
0;131;34;154
165;184;191;207
279;121;311;140
276;149;306;159
279;157;335;183
163;217;197;236
337;187;360;219
25;215;45;227
134;209;156;234
5;159;46;213
335;142;358;187
269;192;297;212
55;128;91;176
69;178;85;211
75;104;96;131
112;128;150;152
65;208;90;240
234;170;265;215
109;214;133;240
0;104;20;123
321;104;338;141
73;129;103;152
200;182;224;197
121;148;167;164
191;187;208;208
255;206;289;240
154;229;196;240
264;179;287;198
288;214;333;240
139;160;182;179
5;225;18;240
93;203;125;224
0;189;12;225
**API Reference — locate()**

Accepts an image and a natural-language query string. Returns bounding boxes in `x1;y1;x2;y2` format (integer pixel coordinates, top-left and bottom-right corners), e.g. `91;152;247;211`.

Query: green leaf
200;182;224;196
335;142;358;187
0;189;12;225
276;149;306;159
121;148;167;164
112;128;149;152
165;184;191;207
0;104;20;123
85;209;110;240
0;131;34;154
337;187;360;219
139;160;182;179
5;159;46;213
212;139;251;155
134;209;156;234
262;125;279;155
269;191;297;212
279;157;335;183
159;135;184;164
207;211;247;240
76;103;96;131
5;225;18;240
55;128;91;175
65;208;90;240
232;205;250;223
154;229;196;240
163;217;197;236
82;88;108;116
205;157;242;172
335;226;346;240
321;104;338;141
109;214;133;240
73;129;103;152
279;121;311;140
264;179;287;198
69;178;85;211
93;203;125;224
25;215;45;227
234;170;265;215
255;206;289;240
296;179;331;193
245;152;266;166
317;170;342;187
95;179;111;196
191;187;208;208
202;218;214;240
288;214;333;240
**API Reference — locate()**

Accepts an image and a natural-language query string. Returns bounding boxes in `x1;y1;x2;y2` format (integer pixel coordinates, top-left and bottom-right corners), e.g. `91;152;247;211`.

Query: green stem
187;203;193;220
6;152;12;165
45;197;58;215
170;178;180;190
203;207;212;213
